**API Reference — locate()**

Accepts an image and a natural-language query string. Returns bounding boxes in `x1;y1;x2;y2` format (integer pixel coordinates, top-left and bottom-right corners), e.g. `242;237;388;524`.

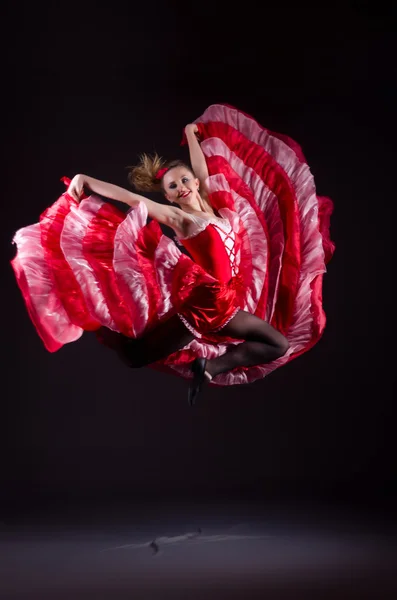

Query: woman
11;104;335;402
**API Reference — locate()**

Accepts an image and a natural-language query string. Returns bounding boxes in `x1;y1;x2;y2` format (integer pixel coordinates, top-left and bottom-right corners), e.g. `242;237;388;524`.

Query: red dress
11;104;335;386
173;210;242;338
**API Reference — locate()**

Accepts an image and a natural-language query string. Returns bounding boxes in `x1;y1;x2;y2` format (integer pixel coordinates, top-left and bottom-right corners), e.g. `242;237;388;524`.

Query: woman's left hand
185;123;199;136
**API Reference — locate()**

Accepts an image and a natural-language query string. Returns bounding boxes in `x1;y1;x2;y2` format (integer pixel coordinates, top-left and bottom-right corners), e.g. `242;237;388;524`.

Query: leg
205;310;290;378
187;310;289;405
98;314;194;368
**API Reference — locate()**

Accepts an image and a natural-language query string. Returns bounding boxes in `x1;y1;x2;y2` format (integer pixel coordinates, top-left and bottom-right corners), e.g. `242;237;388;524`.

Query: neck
180;193;215;216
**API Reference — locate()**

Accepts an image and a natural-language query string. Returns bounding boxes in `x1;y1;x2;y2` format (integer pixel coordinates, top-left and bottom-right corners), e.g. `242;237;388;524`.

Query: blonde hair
128;153;195;193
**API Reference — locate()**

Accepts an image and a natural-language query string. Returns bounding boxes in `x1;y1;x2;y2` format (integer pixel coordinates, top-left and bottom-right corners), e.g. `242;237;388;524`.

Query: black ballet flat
188;357;208;406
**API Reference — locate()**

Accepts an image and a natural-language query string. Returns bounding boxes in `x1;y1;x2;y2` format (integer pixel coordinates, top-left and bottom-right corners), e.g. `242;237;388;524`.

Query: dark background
2;2;396;517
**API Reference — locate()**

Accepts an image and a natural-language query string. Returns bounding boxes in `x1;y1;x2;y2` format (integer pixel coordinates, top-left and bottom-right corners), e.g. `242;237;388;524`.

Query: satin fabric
11;104;335;386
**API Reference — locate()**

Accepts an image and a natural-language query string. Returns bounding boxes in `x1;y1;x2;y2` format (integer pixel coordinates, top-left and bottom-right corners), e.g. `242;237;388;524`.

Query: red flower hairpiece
156;167;169;180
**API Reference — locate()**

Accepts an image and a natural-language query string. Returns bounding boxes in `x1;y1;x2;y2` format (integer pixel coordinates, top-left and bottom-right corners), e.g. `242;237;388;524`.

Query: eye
182;177;189;183
169;183;176;189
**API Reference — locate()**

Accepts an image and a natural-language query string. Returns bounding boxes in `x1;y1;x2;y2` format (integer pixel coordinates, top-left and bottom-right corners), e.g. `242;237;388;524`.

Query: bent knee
275;336;290;358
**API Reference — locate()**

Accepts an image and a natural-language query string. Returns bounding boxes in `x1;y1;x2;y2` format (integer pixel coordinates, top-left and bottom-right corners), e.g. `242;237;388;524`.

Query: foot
188;357;211;406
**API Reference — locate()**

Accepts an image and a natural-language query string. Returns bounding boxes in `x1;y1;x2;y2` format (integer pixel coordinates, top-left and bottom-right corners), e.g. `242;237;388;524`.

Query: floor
1;499;396;599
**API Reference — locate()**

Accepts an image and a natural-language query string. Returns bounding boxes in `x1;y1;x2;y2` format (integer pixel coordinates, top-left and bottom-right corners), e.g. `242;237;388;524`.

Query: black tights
98;310;289;378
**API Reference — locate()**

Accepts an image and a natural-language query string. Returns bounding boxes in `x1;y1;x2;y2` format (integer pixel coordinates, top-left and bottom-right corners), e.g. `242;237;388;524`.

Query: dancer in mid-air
11;104;335;403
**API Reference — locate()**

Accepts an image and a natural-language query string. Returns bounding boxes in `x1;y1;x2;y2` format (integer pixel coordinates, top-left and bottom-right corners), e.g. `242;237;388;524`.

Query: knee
274;336;290;359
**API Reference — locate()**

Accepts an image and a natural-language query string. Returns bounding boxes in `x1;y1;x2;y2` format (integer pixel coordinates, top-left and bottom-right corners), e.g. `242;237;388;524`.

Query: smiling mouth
178;191;191;199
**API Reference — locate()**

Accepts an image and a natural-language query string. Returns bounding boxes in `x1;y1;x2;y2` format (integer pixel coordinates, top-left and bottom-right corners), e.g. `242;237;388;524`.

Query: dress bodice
176;213;239;283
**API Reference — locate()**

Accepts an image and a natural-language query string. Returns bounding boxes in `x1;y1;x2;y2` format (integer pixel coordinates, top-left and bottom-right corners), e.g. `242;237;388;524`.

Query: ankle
204;360;215;380
204;370;213;381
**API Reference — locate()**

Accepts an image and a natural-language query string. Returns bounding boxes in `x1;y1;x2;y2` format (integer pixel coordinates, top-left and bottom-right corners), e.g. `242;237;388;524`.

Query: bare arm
67;174;186;231
185;124;209;184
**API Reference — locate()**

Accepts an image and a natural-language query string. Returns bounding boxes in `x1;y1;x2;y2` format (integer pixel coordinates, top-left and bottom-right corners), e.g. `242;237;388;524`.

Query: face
163;166;200;207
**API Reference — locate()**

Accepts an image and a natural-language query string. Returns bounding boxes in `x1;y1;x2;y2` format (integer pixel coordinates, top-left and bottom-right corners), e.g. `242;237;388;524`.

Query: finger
67;187;78;202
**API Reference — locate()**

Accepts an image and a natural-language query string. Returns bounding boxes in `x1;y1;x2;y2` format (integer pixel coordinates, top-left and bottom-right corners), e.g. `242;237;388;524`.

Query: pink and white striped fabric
11;104;334;385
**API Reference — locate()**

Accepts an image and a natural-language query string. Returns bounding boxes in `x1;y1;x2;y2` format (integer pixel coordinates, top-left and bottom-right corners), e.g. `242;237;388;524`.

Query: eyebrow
167;174;190;186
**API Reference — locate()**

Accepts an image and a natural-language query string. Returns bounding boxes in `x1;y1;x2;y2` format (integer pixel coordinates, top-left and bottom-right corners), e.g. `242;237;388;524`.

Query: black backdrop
3;2;395;515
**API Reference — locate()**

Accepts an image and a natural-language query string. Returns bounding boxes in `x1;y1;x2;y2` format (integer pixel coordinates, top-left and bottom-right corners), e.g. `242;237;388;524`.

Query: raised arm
66;174;187;232
185;124;209;184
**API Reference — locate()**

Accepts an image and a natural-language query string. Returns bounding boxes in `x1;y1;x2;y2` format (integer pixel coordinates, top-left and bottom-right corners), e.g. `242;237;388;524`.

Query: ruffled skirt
11;104;335;386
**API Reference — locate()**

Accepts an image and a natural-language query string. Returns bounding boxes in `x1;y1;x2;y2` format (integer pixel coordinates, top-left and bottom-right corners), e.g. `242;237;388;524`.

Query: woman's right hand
67;174;86;202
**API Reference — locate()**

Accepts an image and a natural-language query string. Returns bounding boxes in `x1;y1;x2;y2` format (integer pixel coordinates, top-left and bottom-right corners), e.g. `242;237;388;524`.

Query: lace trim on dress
211;306;240;332
177;305;240;337
177;214;232;241
177;313;202;338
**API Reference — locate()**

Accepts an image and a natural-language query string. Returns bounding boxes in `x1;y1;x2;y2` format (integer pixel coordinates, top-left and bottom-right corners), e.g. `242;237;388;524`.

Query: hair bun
128;153;165;192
